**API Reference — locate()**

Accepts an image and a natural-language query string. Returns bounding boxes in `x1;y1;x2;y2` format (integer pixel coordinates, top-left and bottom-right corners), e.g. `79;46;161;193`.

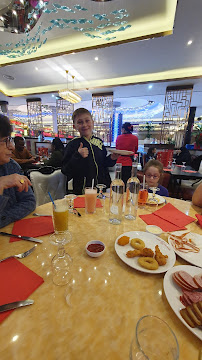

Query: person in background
44;137;64;168
38;130;44;142
192;183;202;207
173;146;191;166
62;108;118;195
116;122;138;187
12;136;37;170
0;114;36;228
143;159;169;196
146;147;157;163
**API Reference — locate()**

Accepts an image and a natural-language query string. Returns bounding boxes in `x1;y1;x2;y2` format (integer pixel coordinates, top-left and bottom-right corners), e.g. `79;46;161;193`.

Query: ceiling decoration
0;0;46;34
0;0;177;66
58;70;81;103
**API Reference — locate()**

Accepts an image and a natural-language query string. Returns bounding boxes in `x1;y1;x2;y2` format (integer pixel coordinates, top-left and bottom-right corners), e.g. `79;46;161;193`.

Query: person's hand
0;174;32;195
78;142;89;158
28;157;36;163
110;153;119;160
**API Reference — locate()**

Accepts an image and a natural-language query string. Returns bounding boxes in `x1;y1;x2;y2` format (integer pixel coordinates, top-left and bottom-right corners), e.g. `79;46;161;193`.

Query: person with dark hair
62;108;118;194
116;122;138;187
12;136;37;170
173;146;191;166
44;137;64;168
146;147;157;163
143;159;169;196
0;114;36;228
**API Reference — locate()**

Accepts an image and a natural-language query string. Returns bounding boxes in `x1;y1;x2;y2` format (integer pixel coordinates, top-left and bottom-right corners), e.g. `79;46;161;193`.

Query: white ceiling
0;0;201;118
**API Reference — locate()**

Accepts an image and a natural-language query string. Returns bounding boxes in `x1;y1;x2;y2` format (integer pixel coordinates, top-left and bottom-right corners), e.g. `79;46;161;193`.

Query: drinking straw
143;175;145;190
92;178;94;189
48;191;56;209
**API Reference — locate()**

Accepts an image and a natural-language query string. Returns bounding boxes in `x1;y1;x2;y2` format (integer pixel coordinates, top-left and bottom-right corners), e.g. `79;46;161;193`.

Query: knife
0;299;34;313
0;232;43;243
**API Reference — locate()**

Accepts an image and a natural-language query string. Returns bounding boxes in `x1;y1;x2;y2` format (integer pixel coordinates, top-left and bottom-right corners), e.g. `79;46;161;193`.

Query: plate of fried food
163;265;202;340
147;193;165;205
168;231;202;268
115;231;176;274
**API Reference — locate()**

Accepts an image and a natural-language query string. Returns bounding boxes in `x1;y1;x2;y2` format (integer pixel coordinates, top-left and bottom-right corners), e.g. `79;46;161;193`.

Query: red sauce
87;243;104;253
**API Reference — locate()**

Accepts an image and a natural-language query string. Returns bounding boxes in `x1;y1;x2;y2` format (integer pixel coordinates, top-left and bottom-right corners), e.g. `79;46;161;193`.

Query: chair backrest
30;169;67;206
137;171;170;188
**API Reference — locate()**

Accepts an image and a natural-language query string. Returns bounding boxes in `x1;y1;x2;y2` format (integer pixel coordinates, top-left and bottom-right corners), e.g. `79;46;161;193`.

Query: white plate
115;231;176;274
168;231;202;268
163;265;202;341
108;149;134;156
147;193;166;205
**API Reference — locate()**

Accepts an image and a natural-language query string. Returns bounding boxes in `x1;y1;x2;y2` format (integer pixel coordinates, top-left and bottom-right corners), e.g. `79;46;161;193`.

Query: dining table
0;196;201;360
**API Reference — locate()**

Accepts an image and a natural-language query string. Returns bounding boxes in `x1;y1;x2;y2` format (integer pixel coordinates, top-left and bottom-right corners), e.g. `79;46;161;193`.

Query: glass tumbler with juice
138;185;148;207
85;187;97;214
52;198;68;233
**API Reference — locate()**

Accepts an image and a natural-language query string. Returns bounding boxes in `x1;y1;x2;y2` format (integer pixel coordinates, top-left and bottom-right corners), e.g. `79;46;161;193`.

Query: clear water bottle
125;163;140;220
109;163;124;225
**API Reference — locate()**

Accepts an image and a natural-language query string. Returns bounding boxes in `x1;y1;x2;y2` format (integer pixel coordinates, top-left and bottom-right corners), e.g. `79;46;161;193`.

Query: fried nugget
139;247;154;258
155;245;168;266
118;236;130;246
126;249;141;258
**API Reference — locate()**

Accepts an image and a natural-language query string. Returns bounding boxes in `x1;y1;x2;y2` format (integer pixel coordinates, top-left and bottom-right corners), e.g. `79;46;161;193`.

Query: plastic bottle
109;163;124;225
125;163;140;220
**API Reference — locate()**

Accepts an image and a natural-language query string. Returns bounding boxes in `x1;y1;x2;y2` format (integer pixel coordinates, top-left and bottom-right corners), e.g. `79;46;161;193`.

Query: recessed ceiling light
52;94;55;97
3;74;15;80
95;57;99;61
187;40;193;45
35;67;38;71
148;84;153;89
71;52;75;55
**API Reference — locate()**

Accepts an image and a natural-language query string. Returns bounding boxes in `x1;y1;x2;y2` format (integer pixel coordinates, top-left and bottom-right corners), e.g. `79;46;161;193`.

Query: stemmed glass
65;194;77;213
171;158;176;170
130;315;179;360
149;187;160;206
50;232;72;286
96;184;106;199
167;160;172;169
182;161;186;171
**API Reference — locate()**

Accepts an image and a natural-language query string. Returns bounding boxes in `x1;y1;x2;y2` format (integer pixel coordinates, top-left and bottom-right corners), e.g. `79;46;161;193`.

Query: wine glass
167;160;172;169
149;187;160;206
182;162;186;171
65;194;77;213
130;315;179;360
171;158;176;170
50;232;72;286
96;184;106;199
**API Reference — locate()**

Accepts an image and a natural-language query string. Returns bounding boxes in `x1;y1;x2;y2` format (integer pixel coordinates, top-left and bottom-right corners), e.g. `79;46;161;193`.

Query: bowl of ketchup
85;240;105;258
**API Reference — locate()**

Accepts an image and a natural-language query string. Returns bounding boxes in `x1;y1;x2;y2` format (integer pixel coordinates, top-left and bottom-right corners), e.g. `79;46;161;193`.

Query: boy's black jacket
62;135;116;195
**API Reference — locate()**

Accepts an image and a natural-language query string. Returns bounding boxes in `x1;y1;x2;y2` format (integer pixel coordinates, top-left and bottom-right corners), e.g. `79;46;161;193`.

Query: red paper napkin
139;214;187;232
10;217;54;242
153;203;195;227
195;214;202;228
0;258;44;323
74;197;102;208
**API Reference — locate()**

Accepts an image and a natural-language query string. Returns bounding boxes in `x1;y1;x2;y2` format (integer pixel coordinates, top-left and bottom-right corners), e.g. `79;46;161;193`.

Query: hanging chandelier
58;71;81;104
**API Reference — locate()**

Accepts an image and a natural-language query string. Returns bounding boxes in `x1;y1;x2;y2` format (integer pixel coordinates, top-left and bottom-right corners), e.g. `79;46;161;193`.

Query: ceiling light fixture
187;40;193;45
58;70;81;104
148;84;153;89
95;57;99;61
35;67;38;71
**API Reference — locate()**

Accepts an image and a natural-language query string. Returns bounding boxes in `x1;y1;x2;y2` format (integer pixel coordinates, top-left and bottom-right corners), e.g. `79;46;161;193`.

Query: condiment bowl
146;225;163;236
85;240;105;258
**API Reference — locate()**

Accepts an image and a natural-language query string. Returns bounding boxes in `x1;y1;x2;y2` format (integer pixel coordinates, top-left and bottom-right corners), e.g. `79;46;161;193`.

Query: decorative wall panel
56;98;74;137
26;98;43;134
160;85;193;146
92;92;113;146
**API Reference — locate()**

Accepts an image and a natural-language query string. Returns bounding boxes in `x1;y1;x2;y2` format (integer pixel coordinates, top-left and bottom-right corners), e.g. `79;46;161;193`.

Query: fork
0;246;36;263
33;213;51;217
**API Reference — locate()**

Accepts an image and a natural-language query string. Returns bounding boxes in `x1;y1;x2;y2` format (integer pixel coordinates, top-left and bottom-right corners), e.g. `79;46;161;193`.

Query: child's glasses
145;174;159;179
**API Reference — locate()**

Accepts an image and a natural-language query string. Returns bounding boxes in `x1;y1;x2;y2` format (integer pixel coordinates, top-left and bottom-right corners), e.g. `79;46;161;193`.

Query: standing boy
62;108;118;195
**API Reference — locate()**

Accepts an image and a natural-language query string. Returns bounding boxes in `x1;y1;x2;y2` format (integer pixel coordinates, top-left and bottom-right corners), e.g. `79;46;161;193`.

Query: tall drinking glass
85;187;97;214
130;315;179;360
138;184;148;208
52;198;68;234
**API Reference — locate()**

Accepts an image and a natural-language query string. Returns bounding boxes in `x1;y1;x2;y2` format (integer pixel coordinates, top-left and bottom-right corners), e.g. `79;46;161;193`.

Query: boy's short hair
143;159;163;174
72;108;92;123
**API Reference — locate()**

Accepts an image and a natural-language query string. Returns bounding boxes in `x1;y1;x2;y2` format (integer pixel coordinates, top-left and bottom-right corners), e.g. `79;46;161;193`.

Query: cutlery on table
73;208;81;217
0;232;43;243
33;213;51;217
0;299;34;313
0;246;36;263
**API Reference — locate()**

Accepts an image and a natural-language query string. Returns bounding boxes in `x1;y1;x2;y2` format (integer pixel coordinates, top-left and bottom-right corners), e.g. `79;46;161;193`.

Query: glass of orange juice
52;198;68;233
85;187;97;214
